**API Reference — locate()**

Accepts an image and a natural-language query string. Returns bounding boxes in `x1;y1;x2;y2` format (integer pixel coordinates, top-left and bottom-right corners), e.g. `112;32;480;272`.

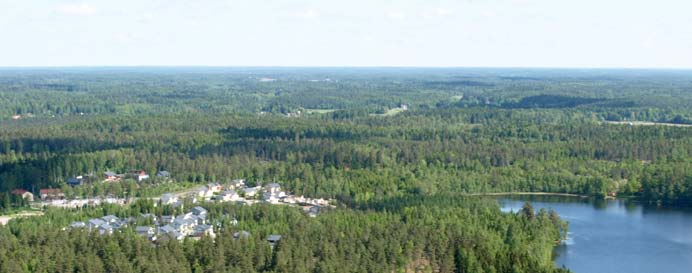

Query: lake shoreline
467;192;590;198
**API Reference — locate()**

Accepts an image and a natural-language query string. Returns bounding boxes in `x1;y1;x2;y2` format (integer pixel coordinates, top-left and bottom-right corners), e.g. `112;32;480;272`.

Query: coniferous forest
2;68;692;272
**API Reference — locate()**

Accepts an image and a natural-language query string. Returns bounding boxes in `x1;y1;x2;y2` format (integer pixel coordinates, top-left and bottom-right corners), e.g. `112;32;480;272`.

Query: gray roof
160;225;176;234
101;215;119;222
104;171;117;176
233;231;250;239
192;206;208;215
135;226;153;233
70;221;86;228
194;224;212;232
157;171;170;177
99;224;113;231
266;183;281;189
267;234;282;242
88;218;106;226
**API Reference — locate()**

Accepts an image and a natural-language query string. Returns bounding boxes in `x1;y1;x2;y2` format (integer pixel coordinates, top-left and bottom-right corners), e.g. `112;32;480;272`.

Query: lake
498;196;692;273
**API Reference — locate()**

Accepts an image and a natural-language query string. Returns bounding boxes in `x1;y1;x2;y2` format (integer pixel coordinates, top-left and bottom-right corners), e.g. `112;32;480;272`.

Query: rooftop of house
39;188;64;195
70;221;86;228
11;189;29;195
266;183;281;189
267;234;282;242
244;187;259;193
192;206;208;215
102;215;119;222
136;226;154;233
234;231;251;239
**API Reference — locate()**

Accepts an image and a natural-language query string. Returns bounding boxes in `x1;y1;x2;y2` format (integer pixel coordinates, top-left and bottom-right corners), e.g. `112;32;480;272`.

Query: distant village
14;171;336;244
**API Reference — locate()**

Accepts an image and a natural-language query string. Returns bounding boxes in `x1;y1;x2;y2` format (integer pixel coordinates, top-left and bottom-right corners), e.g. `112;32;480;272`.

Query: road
0;211;44;225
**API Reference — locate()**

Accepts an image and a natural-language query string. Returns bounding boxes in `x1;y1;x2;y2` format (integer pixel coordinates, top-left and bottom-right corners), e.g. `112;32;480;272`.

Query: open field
604;121;692;127
305;108;338;114
0;211;43;225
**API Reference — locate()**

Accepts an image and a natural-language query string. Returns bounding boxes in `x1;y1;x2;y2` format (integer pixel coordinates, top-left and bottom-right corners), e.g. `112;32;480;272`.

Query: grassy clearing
305;108;338;114
604;121;692;127
370;107;408;117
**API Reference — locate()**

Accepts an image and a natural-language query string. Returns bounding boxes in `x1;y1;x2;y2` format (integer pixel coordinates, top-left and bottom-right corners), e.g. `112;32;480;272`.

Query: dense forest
0;197;568;273
1;68;692;272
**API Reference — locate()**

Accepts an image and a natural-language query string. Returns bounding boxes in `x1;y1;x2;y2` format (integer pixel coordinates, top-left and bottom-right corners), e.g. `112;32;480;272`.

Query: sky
0;0;691;68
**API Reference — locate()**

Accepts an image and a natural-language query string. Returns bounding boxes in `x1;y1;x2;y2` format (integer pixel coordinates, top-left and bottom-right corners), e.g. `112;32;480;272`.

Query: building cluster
67;214;133;235
67;206;216;242
41;196;128;208
67;170;170;186
66;206;283;247
169;179;332;217
139;206;216;242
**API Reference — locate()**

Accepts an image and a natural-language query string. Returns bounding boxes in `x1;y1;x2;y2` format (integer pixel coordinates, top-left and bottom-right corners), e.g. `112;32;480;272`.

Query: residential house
39;189;65;201
159;225;176;234
218;190;242;202
263;192;281;204
101;215;119;224
67;176;86;187
171;218;195;235
10;189;34;202
265;183;281;194
69;221;86;229
267;235;282;248
172;200;185;209
136;226;157;241
233;231;250;240
196;187;214;199
156;170;171;178
191;206;208;217
104;171;121;182
135;226;155;235
161;193;178;205
131;170;149;182
308;206;321;218
98;224;114;235
165;231;186;241
160;215;175;225
87;218;107;230
243;187;260;198
206;182;223;193
228;179;245;189
192;224;215;239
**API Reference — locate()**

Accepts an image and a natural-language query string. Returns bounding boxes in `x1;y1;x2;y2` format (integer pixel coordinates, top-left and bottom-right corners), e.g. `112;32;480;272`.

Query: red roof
11;189;29;195
39;188;63;195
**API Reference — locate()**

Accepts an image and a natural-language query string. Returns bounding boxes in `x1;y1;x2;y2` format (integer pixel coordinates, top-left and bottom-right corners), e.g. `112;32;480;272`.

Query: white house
161;193;178;205
206;182;223;193
243;187;261;198
228;179;246;189
265;183;281;194
218;190;242;202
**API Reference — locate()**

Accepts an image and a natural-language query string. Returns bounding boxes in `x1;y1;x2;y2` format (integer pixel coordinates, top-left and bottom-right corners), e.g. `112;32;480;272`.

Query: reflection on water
498;196;692;273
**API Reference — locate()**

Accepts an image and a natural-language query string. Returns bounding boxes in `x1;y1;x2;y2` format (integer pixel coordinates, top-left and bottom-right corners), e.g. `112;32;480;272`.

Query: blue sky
1;0;691;68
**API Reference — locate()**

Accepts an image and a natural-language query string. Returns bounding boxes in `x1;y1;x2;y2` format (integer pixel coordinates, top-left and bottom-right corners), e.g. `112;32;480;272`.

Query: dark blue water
498;196;692;273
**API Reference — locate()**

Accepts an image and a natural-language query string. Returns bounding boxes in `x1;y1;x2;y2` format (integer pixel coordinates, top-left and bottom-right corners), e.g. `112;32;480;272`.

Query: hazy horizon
1;0;691;68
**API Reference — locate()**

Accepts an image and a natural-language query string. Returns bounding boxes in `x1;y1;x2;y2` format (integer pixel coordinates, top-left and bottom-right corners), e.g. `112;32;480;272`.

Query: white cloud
57;3;97;15
422;8;454;19
482;10;496;18
387;11;406;19
294;9;318;19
